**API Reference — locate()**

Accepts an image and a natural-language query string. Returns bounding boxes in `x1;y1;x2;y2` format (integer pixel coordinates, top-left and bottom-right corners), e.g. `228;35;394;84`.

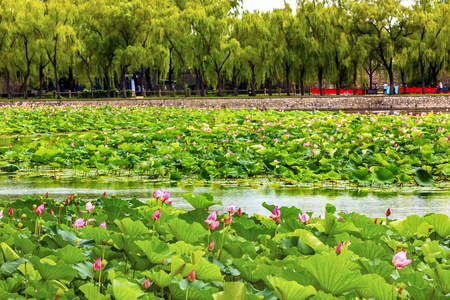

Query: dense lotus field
0;191;449;299
0;105;449;186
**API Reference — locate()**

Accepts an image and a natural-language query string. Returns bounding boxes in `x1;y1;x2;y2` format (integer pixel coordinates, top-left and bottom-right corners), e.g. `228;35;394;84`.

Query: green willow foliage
0;0;449;98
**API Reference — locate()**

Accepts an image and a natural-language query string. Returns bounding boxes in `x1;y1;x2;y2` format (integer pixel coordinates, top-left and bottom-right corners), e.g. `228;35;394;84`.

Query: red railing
311;87;445;95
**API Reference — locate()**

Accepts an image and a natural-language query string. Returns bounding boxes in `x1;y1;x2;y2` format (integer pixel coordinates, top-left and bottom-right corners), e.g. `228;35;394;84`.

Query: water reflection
1;176;449;218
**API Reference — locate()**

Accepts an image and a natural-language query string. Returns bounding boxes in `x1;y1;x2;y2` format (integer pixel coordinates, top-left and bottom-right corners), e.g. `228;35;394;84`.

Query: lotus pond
1;105;450;187
0;192;450;299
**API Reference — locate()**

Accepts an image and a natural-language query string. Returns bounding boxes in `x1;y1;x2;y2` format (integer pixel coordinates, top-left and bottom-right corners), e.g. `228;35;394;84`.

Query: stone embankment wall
2;95;450;111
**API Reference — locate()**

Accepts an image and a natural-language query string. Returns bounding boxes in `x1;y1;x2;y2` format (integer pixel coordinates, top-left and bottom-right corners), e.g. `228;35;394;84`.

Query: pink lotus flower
208;241;215;251
0;209;3;219
153;209;161;221
270;206;281;224
161;191;171;204
336;242;343;255
93;258;102;271
143;278;150;289
392;251;412;270
187;269;196;282
204;211;219;230
85;202;95;212
298;212;310;224
72;218;85;229
8;207;13;217
50;209;55;215
227;204;235;214
153;189;163;199
36;204;44;216
99;222;106;229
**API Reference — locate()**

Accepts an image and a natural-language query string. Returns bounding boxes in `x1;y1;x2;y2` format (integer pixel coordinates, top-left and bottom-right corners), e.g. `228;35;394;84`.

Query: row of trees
0;0;449;99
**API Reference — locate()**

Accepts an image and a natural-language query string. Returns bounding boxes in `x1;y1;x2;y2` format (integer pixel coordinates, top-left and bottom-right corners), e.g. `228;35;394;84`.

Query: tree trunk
6;70;10;99
232;66;238;96
195;71;200;96
39;64;44;99
388;68;394;95
23;73;29;100
53;62;60;99
217;70;223;97
400;69;406;94
251;66;256;95
145;68;152;91
335;82;340;96
420;61;425;94
286;66;290;96
104;70;110;98
87;64;94;99
269;80;272;96
121;67;127;98
140;67;145;95
353;61;357;95
318;67;323;96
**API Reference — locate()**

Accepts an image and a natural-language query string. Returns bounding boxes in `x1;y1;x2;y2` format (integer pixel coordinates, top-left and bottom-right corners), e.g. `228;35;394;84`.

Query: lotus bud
65;198;69;205
153;209;161;221
93;258;102;271
208;241;215;251
21;214;26;220
187;269;196;282
336;242;343;255
45;192;49;198
8;207;13;217
18;222;23;231
398;283;406;294
374;218;377;224
237;207;242;217
386;208;391;217
102;192;106;197
143;278;150;289
162;258;166;265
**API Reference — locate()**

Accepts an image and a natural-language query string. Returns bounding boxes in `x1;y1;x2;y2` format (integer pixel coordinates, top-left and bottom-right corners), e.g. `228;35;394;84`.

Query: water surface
2;176;449;218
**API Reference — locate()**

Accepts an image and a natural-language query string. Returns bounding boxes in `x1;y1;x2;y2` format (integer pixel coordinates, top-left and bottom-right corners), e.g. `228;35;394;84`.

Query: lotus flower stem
273;226;278;259
97;267;103;299
218;223;226;260
207;228;211;252
186;283;189;300
88;276;94;300
24;262;28;296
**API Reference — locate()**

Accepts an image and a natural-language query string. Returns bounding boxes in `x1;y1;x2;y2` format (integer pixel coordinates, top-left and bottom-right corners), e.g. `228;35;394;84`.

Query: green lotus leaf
79;283;109;300
425;214;450;237
13;235;38;255
309;291;339;300
212;282;248;300
149;270;173;288
280;264;319;288
57;245;87;264
80;226;110;245
0;243;20;262
113;277;144;299
397;173;412;184
178;208;209;225
323;212;357;236
389;215;425;238
110;233;142;254
170;255;186;277
268;276;317;300
182;192;223;209
357;274;398;300
0;277;22;294
302;254;366;295
373;168;395;184
413;169;435;186
277;229;327;255
348;241;390;261
349;153;363;165
166;218;207;244
1;258;30;276
433;265;450;295
262;202;302;220
400;273;443;299
114;218;149;236
169;279;218;300
135;237;174;264
28;256;78;282
325;171;341;180
232;258;261;283
421;241;450;263
168;241;205;256
356;258;393;280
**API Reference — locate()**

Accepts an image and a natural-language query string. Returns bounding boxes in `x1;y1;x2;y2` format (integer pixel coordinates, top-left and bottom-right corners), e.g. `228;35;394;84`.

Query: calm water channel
2;176;449;218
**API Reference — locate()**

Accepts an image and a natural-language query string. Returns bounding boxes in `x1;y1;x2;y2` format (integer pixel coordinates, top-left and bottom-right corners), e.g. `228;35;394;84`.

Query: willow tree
0;0;15;99
240;11;266;95
269;5;300;96
108;0;153;98
10;0;46;99
299;0;330;95
38;0;76;99
351;0;413;94
186;0;239;97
